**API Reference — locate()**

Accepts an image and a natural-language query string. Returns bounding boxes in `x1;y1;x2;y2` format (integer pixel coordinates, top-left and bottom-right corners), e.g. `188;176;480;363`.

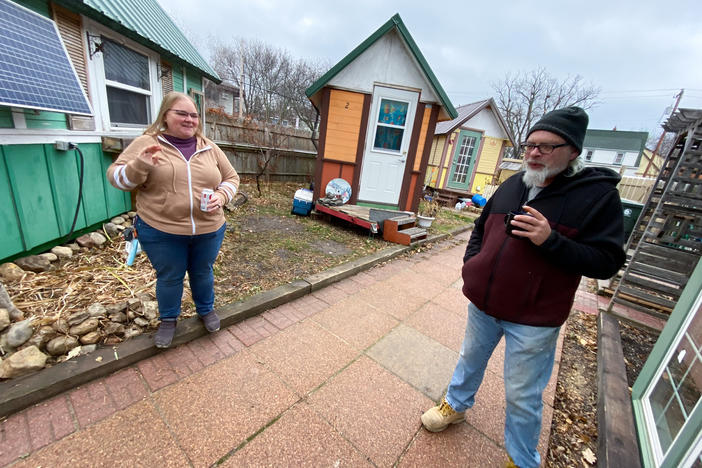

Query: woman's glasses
169;109;199;119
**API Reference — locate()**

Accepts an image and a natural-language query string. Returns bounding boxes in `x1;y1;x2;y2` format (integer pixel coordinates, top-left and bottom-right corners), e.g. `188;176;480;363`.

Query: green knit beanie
527;106;589;153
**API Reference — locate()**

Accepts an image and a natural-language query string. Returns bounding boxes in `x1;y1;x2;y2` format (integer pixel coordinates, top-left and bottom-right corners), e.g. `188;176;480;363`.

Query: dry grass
6;181;475;324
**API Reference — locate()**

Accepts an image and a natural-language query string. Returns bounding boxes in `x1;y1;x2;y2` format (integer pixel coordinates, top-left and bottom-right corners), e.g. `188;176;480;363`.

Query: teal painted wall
0;108;12;128
186;68;202;92
0;143;131;261
172;67;184;93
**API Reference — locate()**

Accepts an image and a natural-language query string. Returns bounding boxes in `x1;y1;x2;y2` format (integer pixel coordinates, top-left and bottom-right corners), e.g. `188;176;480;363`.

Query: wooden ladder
382;216;427;246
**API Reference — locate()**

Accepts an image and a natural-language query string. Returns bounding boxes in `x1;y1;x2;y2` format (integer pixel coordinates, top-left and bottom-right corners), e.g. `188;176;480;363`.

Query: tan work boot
421;397;465;432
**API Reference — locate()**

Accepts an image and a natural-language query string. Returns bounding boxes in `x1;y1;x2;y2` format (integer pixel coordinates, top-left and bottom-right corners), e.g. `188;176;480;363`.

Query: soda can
201;189;214;211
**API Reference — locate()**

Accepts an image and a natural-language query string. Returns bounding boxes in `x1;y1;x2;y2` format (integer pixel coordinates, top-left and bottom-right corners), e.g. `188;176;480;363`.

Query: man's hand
509;205;552;246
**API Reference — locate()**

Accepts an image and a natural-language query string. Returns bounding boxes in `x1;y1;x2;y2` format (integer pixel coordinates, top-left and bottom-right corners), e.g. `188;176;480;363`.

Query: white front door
358;86;418;205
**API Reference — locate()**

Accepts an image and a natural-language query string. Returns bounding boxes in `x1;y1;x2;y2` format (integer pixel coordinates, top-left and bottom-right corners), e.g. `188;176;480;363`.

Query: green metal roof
54;0;220;83
306;13;457;120
584;129;648;153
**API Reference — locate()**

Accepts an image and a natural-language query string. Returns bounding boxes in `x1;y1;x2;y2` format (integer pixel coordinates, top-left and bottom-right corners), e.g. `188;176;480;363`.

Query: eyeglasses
519;142;569;155
169;109;199;119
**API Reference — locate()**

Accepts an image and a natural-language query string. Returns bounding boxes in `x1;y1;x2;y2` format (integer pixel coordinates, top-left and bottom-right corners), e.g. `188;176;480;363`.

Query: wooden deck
314;203;379;233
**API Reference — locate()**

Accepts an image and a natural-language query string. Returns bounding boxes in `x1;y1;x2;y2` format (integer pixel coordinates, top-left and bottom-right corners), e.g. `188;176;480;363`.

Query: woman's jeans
446;303;560;468
135;218;226;320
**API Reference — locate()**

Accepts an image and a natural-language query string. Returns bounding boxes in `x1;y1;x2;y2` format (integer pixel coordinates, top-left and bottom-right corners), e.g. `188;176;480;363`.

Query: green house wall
0;143;131;261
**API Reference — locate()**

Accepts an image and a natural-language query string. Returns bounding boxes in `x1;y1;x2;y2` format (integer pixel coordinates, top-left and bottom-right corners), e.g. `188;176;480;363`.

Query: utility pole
643;89;683;177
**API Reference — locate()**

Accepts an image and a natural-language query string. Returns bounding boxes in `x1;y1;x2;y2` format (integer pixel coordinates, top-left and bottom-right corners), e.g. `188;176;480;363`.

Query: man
421;107;626;468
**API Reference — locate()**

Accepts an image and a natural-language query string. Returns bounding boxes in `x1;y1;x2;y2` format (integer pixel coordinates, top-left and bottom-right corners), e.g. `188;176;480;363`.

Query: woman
107;92;239;348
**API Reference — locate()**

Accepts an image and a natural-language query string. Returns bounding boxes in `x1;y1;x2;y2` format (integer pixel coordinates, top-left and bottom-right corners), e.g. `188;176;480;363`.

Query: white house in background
581;129;648;176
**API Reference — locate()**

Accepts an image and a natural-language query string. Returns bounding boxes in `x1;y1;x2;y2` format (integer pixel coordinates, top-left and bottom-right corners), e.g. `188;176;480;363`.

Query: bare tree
210;39;325;132
491;68;600;151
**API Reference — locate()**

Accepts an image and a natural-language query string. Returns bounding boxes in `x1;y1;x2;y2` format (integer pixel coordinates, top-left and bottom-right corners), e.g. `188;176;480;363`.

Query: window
633;261;702;468
85;21;160;131
450;135;477;184
614;152;624;165
102;38;151;126
373;98;409;153
586;150;594;161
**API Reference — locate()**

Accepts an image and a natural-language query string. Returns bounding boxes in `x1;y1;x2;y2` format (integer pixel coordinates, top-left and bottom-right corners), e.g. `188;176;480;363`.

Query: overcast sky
160;0;702;138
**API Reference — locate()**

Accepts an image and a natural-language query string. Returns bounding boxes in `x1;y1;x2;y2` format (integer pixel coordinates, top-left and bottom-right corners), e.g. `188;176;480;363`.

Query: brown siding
324;89;364;163
53;4;88;96
413;106;432;172
161;62;173;95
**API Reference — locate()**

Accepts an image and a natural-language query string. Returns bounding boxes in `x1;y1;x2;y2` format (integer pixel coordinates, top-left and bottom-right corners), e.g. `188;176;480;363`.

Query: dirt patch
239;215;305;233
309;239;352;256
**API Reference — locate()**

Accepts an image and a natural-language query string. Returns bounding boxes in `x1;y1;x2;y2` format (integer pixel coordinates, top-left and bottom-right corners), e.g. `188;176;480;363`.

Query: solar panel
0;0;92;115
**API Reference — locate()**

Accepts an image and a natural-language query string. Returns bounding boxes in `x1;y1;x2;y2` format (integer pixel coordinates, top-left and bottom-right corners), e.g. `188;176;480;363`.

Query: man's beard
522;160;570;188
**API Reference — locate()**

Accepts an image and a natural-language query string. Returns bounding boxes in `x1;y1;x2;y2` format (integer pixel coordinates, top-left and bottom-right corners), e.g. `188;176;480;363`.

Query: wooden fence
482;175;655;204
205;111;318;183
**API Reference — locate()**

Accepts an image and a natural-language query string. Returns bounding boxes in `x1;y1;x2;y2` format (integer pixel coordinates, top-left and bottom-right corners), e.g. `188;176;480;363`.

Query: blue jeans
135;218;226;320
446;303;560;468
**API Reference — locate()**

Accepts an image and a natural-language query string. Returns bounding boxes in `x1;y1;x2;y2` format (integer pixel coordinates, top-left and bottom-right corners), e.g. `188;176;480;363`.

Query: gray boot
154;320;176;348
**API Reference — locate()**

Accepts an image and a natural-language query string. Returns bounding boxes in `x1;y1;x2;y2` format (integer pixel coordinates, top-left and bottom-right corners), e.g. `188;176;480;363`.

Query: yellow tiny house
306;14;457;213
425;98;516;196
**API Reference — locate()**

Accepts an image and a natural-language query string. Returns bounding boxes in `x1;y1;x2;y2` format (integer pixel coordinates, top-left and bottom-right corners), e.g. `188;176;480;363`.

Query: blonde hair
144;92;203;138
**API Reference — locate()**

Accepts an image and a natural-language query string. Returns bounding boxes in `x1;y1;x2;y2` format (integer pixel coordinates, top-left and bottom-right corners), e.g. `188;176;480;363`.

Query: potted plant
416;199;440;228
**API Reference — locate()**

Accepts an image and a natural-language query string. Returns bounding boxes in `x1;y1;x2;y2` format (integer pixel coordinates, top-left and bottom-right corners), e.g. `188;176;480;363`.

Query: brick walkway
0;231;601;467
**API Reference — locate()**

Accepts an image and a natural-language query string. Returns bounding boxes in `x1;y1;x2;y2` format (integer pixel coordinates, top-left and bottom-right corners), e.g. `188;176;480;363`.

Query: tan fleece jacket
107;134;239;235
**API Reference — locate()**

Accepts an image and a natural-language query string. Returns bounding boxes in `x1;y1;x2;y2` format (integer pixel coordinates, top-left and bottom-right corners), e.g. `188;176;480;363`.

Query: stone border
597;311;642;468
0;227;470;419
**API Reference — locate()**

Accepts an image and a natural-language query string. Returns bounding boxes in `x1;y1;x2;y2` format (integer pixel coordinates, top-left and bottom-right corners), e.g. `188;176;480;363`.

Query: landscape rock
106;302;128;315
87;303;107;318
142;301;159;320
14;255;51;273
51;246;73;258
69;318;99;336
102;322;125;336
26;325;58;349
0;263;25;282
124;326;142;339
79;331;101;345
7;319;34;348
46;336;79;356
127;211;137;218
67;243;80;252
89;232;107;247
127;298;141;310
67;311;90;326
110;216;126;225
52;318;69;334
103;336;122;346
0;308;9;332
103;223;121;237
109;312;127;323
133;317;149;327
75;233;96;248
80;344;97;354
0;282;24;321
0;346;47;378
38;252;58;263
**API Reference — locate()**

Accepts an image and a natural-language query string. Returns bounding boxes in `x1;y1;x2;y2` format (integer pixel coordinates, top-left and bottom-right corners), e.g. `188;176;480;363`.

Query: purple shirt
162;134;197;160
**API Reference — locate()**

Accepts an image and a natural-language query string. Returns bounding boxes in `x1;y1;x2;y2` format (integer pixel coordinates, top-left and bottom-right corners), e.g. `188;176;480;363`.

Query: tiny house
306;14;457;213
424;98;516;196
0;0;219;262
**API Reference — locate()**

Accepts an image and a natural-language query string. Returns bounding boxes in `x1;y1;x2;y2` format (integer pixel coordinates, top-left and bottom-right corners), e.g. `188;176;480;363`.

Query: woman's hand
138;144;161;166
207;193;226;212
510;205;552;246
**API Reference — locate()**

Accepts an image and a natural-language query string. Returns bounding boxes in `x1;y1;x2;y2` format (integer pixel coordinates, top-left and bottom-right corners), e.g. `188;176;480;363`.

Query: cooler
292;188;313;216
